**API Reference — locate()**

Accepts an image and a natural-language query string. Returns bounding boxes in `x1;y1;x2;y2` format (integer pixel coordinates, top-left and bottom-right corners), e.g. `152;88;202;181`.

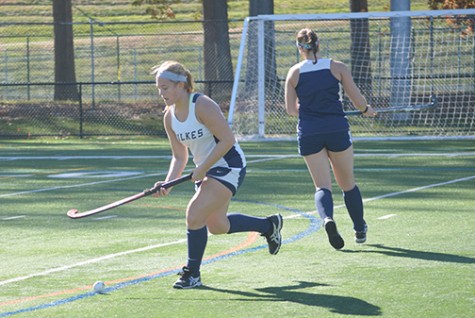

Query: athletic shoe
173;266;202;289
324;217;345;250
355;224;368;244
262;214;283;255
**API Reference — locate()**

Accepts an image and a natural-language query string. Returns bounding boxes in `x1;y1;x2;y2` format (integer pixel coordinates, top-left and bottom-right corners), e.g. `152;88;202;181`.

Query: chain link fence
0;20;242;137
1;16;475;138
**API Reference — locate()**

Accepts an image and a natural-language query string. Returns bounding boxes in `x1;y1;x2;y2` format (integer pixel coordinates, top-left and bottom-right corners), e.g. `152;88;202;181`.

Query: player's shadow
343;244;475;264
202;280;382;316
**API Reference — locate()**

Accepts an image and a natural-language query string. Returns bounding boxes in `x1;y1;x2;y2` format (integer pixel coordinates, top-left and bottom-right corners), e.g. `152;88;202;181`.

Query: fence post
26;36;31;100
79;84;84;139
89;18;96;109
133;48;138;101
116;35;121;102
3;50;8;82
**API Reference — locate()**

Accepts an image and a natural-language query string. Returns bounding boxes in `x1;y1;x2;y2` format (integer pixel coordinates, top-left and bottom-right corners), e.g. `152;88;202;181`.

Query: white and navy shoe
262;214;283;255
173;267;202;289
355;224;368;244
324;217;345;250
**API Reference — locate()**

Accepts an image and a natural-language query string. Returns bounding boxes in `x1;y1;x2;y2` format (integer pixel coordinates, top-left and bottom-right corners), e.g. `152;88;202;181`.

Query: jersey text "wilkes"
176;129;204;142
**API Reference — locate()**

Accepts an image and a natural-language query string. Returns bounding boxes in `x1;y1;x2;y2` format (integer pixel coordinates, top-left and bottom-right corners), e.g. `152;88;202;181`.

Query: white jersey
170;93;246;169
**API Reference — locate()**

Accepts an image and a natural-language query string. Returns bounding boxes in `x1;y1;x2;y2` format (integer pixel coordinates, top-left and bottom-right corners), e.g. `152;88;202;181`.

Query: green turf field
0;138;474;318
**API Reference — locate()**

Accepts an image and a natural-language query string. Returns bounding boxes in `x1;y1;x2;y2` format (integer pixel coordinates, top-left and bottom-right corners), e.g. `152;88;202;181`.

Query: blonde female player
285;28;376;250
152;61;283;289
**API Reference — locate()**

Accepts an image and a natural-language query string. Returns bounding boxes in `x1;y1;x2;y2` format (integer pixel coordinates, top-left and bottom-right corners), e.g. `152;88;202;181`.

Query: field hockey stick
67;173;192;219
345;95;438;116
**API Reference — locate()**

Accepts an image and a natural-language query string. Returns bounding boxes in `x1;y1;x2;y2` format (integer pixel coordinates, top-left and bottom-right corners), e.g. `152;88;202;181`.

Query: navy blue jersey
295;58;349;137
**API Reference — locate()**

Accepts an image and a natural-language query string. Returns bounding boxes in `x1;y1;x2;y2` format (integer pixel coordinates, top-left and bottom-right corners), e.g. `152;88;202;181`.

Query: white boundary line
1;216;26;221
0;152;474;161
378;214;397;220
0;173;160;198
2;153;474;199
0;239;187;287
1;154;474;287
1;174;474;287
362;175;475;203
0;157;289;198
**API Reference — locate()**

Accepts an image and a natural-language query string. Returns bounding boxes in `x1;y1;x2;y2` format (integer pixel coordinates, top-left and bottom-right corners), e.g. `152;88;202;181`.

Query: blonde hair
151;60;194;93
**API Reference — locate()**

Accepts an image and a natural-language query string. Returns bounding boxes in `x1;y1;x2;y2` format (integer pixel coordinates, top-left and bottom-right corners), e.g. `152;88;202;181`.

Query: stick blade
66;191;147;219
67;209;81;219
66;173;192;220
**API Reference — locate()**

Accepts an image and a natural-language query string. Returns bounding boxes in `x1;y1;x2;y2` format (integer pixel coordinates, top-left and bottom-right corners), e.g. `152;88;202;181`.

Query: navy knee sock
186;226;208;276
315;188;334;220
227;213;270;234
343;185;366;231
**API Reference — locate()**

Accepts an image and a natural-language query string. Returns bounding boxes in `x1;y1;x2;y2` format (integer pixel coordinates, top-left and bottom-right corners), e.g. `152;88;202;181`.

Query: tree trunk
202;0;234;109
53;0;79;101
349;0;373;101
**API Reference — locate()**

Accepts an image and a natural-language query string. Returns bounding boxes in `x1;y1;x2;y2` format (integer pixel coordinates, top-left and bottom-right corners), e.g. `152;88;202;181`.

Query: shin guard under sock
343;185;366;231
315;188;334;220
186;226;208;275
227;213;270;234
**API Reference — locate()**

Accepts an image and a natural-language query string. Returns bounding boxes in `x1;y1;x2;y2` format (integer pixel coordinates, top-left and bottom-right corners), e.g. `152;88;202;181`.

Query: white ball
93;281;106;293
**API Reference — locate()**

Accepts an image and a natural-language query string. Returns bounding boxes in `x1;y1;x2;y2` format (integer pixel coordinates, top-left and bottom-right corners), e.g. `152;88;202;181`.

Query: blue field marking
232;199;321;246
0;200;320;317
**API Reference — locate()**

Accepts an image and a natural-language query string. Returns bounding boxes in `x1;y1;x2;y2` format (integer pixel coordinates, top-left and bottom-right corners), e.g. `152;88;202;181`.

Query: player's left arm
332;60;377;117
285;65;300;116
193;95;236;181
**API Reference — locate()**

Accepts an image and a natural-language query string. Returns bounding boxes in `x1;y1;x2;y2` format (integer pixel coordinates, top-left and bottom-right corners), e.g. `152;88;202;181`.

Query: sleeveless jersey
170;93;246;169
295;58;349;137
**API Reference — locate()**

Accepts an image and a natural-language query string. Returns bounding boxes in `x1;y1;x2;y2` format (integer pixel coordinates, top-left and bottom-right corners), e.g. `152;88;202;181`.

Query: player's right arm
153;109;189;197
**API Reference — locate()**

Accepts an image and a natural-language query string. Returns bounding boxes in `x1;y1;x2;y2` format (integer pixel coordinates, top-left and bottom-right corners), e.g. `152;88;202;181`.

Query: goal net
228;9;475;140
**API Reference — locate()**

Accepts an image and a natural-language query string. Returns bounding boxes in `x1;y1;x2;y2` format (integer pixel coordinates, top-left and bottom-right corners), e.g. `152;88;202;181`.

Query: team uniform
292;57;366;249
168;92;283;289
295;58;352;156
170;93;246;195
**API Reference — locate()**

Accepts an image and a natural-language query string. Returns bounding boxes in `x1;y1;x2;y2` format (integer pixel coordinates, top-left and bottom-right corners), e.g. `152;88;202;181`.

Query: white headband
156;70;187;82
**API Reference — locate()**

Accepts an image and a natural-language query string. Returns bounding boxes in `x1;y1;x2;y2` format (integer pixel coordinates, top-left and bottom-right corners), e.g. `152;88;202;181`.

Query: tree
428;0;475;10
53;0;79;101
202;0;234;104
428;0;474;34
349;0;372;100
133;0;234;107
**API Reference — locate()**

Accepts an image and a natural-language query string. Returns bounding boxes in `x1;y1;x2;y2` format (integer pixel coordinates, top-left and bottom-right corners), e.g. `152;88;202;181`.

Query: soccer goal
228;9;475;140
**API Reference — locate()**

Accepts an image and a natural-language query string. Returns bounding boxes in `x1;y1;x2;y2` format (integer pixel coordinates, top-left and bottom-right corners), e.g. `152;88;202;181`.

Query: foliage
131;0;182;19
427;0;475;33
428;0;475;9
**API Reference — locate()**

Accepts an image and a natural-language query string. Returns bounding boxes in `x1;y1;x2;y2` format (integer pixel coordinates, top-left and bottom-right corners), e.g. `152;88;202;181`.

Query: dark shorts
298;131;352;156
195;166;246;196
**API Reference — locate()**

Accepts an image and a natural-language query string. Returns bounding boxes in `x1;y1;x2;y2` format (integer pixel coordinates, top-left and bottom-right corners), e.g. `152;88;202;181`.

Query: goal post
228;9;475;140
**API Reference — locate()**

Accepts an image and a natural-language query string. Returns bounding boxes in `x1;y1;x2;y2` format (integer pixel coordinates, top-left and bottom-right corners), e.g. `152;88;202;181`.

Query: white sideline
0;239;187;287
378;214;397;220
1;155;474;287
1;215;26;220
1;174;474;287
0;152;474;161
1;152;474;199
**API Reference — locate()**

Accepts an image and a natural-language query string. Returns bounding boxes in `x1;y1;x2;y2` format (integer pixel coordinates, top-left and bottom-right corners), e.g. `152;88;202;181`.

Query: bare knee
207;226;228;235
207;217;230;235
186;211;206;230
338;181;356;192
